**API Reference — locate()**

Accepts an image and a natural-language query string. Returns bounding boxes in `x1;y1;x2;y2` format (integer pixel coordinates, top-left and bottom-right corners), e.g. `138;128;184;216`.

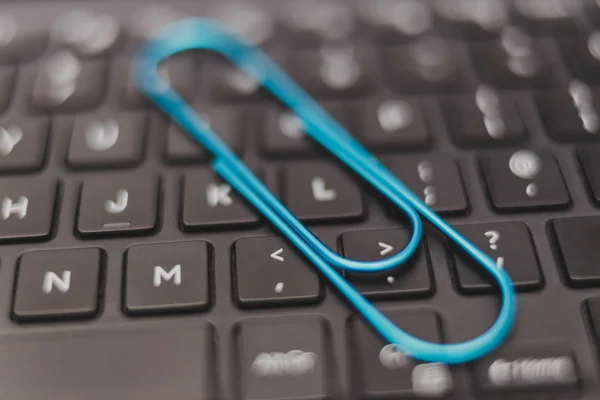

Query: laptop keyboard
1;0;600;399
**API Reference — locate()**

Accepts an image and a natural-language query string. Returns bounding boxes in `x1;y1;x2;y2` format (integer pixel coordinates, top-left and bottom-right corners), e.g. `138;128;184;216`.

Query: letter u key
134;19;517;365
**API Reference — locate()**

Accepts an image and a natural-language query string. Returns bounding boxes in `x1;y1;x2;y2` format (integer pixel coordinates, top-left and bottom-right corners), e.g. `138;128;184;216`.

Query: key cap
50;10;121;57
0;119;49;173
479;150;570;211
451;222;542;293
208;1;277;47
384;37;468;93
235;316;333;400
359;0;435;42
286;42;378;98
470;27;555;88
559;32;600;84
349;309;453;399
384;155;468;215
512;0;582;35
578;147;600;203
167;106;243;164
124;241;211;315
0;14;46;63
0;321;219;400
120;53;201;108
433;0;509;39
233;236;322;307
359;95;430;150
67;113;146;169
472;343;579;396
282;161;364;222
551;216;600;287
77;174;158;237
13;248;102;321
206;61;269;104
31;51;107;112
537;82;600;142
0;178;56;242
586;296;600;351
262;102;348;156
341;229;433;299
281;0;356;45
182;169;260;229
0;67;15;114
444;86;527;147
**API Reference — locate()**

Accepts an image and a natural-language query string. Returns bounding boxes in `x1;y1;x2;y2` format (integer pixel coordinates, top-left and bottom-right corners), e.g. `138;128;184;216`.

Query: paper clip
134;18;516;364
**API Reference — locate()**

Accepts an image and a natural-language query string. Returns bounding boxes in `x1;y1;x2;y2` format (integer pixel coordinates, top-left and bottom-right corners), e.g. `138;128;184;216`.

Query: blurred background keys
559;32;600;84
444;85;526;146
512;0;583;35
0;13;46;63
235;316;333;400
470;26;555;88
31;51;107;112
286;42;378;98
433;0;510;39
383;36;468;93
480;150;570;211
536;81;600;142
359;0;434;42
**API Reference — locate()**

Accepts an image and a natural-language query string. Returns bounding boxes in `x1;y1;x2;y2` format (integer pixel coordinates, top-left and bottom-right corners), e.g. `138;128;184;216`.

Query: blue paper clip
134;18;516;364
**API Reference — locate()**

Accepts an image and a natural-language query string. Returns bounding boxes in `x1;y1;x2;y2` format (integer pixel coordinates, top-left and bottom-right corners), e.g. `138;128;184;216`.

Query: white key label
311;177;336;201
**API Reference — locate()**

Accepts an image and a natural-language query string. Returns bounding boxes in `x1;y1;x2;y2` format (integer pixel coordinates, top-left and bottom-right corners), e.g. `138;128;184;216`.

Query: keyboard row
8;215;600;322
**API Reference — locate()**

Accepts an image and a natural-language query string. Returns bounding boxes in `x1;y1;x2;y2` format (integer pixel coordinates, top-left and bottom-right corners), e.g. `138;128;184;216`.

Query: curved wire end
134;17;517;365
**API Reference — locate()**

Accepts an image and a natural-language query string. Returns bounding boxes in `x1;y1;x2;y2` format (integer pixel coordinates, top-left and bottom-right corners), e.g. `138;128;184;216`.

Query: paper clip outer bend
134;18;517;365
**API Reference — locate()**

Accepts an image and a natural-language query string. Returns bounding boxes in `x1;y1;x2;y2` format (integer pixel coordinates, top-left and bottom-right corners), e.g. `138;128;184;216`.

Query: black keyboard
3;0;600;399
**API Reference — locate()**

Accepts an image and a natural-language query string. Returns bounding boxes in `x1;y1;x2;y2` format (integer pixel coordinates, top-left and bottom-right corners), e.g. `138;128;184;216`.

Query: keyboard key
0;14;46;63
0;178;56;242
349;309;453;399
359;0;435;42
586;296;600;351
205;62;269;104
578;147;600;204
77;174;158;237
512;0;582;35
470;27;555;88
359;95;430;150
384;155;468;215
559;33;600;84
182;169;259;229
0;67;15;113
444;86;527;147
433;0;509;39
341;229;433;299
208;1;277;46
282;161;364;222
451;222;542;293
120;53;201;108
480;150;570;211
281;0;356;44
552;216;600;287
235;316;333;400
233;236;322;307
166;106;243;164
67;113;146;169
13;248;102;321
537;82;600;141
0;322;219;400
31;51;107;112
262;102;347;156
50;10;121;57
124;241;211;315
0;119;49;173
286;42;378;98
383;37;468;93
472;343;579;396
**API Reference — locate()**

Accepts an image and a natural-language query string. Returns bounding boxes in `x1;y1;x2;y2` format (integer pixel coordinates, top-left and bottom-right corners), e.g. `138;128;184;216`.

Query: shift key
472;343;579;397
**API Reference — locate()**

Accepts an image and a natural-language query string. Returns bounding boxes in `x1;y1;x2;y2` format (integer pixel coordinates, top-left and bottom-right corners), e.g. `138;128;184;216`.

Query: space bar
0;320;218;400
